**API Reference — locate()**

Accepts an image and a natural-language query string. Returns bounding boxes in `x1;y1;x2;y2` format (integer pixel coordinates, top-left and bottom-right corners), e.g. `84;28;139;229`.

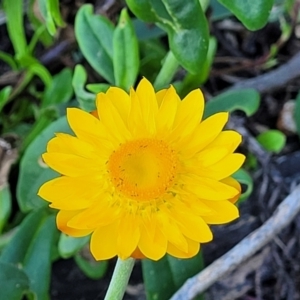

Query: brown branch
226;51;300;93
170;184;300;300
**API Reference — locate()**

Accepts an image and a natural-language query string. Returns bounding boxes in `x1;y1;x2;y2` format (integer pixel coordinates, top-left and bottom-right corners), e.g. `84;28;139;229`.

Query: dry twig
170;184;300;300
226;51;300;93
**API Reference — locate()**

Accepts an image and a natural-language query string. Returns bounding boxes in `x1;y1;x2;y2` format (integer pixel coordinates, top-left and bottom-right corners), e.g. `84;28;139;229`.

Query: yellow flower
38;78;245;261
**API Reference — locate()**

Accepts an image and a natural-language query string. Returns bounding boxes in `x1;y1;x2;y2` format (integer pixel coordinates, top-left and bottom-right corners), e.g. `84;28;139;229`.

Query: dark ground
2;0;300;299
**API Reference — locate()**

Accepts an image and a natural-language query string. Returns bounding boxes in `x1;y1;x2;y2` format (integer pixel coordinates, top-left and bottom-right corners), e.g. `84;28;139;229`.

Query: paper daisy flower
38;78;245;261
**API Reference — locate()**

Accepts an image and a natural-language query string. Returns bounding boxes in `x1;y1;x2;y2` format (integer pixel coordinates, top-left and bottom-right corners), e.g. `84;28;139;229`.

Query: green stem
104;258;135;300
154;51;179;90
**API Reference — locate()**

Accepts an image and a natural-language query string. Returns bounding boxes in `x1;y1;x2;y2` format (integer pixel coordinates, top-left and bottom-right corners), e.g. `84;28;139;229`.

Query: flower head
38;78;245;261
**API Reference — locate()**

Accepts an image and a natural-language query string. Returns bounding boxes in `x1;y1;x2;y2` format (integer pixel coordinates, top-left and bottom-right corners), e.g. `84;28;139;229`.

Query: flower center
108;139;178;200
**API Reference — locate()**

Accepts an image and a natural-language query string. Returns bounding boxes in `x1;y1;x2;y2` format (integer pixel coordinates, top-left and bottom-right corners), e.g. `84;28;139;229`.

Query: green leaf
74;251;108;280
24;215;57;300
0;86;12;112
139;39;167;82
17;117;72;212
42;68;73;108
21;107;59;152
178;37;217;97
0;185;12;233
37;0;65;35
28;0;53;46
75;4;115;83
210;0;232;21
127;0;209;74
0;209;58;300
0;209;47;263
256;129;286;153
18;55;52;88
0;51;18;70
113;9;139;91
3;0;27;56
72;65;96;112
58;234;89;259
23;214;57;300
294;92;300;137
86;83;110;94
38;0;55;35
126;0;159;22
143;253;204;300
28;63;53;88
48;0;66;27
0;262;30;300
161;0;209;74
204;89;260;119
232;168;253;203
218;0;274;30
133;19;165;41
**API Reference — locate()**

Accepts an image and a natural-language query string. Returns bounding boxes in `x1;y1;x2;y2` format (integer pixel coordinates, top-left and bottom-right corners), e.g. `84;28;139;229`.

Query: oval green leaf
42;68;73;108
218;0;274;30
232;168;253;203
256;129;286;153
162;0;209;74
126;0;159;22
178;37;217;97
58;234;89;259
74;251;108;280
0;262;30;300
22;214;58;300
0;209;58;300
3;0;27;56
75;4;115;83
142;253;204;300
0;86;12;113
0;185;12;233
113;9;139;91
17;117;71;212
127;0;209;74
204;88;260;119
72;65;96;112
86;83;110;94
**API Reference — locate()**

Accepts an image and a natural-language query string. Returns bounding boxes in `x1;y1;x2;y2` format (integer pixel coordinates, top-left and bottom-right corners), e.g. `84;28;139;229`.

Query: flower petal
179;112;229;156
196;147;230;166
127;89;147;137
117;214;140;259
96;93;132;143
167;237;200;259
38;177;101;210
157;210;188;252
47;133;96;158
156;86;179;135
173;210;213;242
105;87;131;123
171;89;204;136
156;89;167;107
90;223;119;260
136;78;158;134
202;200;239;224
207;130;242;152
56;210;93;237
221;177;242;203
188;153;245;180
67;108;108;146
138;218;167;261
42;153;102;177
185;177;240;200
68;197;120;229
